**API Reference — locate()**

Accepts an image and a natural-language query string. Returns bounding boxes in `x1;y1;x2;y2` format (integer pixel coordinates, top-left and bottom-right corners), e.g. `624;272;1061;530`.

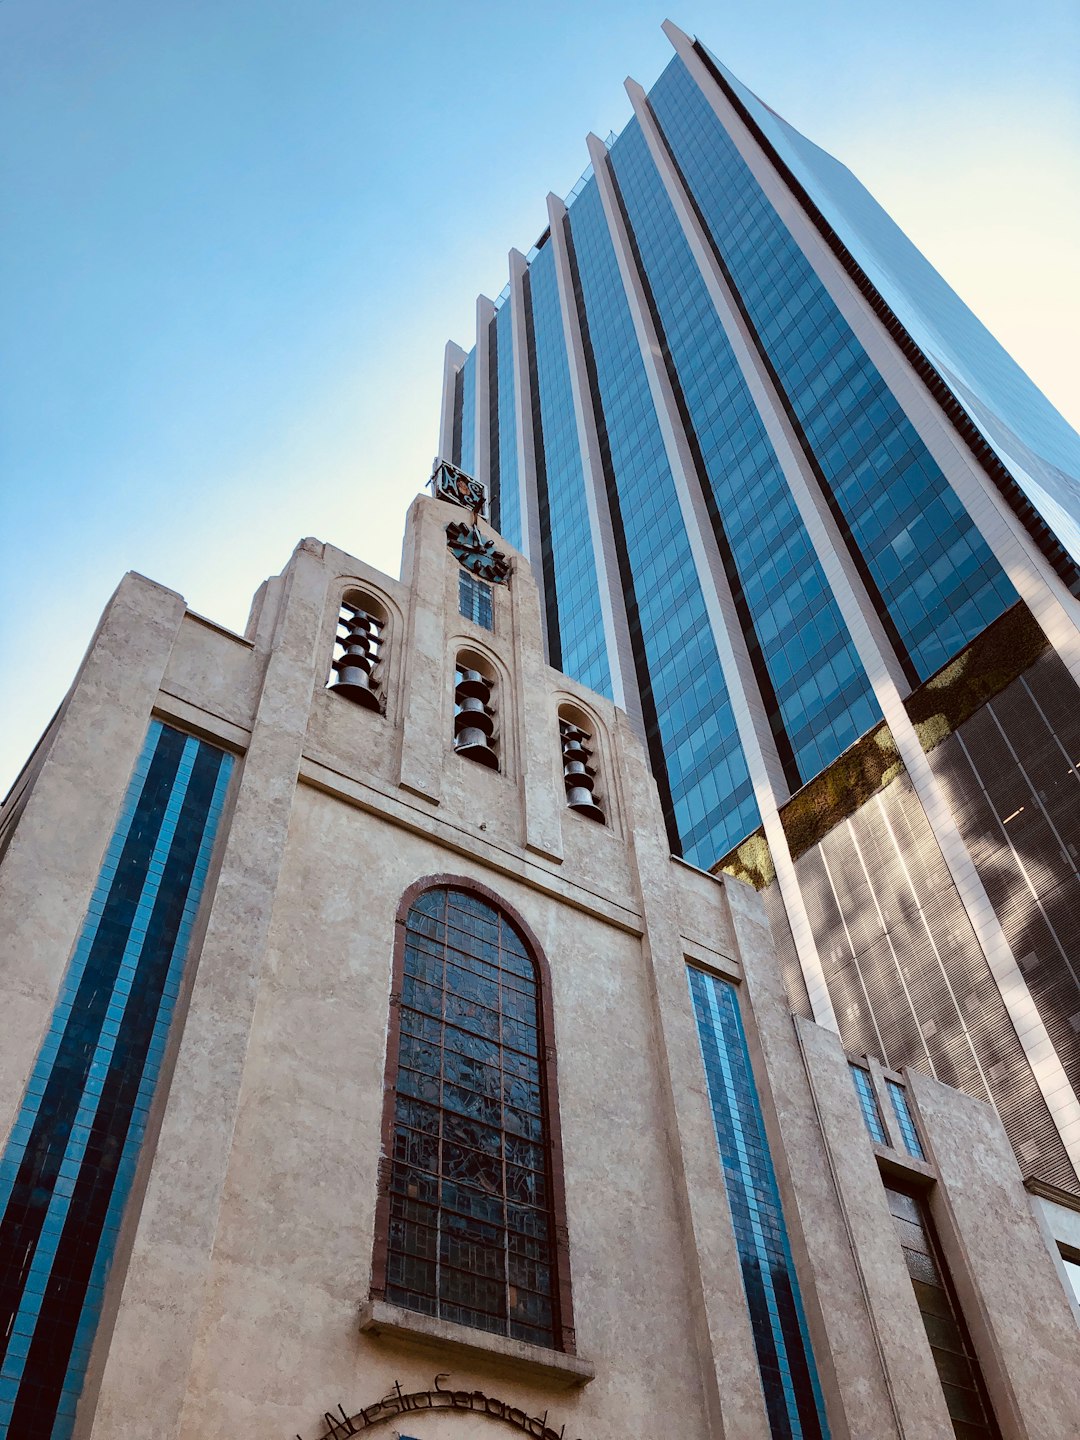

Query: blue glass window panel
526;243;612;698
459;570;493;630
494;298;522;550
647;57;1016;681
707;45;1080;570
567;178;758;864
459;348;477;478
609;120;880;785
688;967;829;1438
885;1079;925;1160
849;1064;887;1145
0;721;232;1439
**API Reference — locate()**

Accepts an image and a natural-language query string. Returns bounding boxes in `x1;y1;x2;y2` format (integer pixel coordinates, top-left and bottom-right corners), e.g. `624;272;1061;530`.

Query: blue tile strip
0;721;232;1438
885;1080;925;1160
850;1065;887;1145
688;967;829;1439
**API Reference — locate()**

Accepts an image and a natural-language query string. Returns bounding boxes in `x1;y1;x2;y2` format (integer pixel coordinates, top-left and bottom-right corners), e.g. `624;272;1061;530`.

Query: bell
329;654;381;710
455;668;492;702
560;721;604;821
455;728;499;768
454;700;495;737
566;784;605;821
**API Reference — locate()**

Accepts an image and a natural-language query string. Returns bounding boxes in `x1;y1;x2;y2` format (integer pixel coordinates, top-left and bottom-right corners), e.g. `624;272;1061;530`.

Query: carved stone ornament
430;459;487;514
446;522;512;584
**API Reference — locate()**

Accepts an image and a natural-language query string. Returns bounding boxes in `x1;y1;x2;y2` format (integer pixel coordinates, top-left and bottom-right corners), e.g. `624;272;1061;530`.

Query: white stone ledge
358;1300;595;1390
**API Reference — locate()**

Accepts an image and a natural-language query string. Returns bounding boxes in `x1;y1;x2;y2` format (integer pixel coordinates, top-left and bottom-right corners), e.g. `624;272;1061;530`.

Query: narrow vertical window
884;1186;1001;1438
688;967;830;1438
850;1064;887;1145
458;571;494;630
375;884;572;1350
886;1080;926;1160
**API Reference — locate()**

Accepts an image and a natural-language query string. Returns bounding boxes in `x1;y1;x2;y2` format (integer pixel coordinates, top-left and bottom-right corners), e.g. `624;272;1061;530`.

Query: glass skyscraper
439;23;1080;1197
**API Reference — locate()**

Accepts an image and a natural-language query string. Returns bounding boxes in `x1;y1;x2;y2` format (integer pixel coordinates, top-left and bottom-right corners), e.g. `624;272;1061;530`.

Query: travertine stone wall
3;494;1078;1440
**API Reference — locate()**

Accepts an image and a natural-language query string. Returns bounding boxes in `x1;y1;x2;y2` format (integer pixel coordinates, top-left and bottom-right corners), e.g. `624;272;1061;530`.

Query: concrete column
508;537;565;864
662;20;1080;696
629;73;1080;1176
614;713;771;1439
88;539;335;1440
0;573;186;1151
474;294;495;498
908;1069;1080;1437
507;249;547;614
792;1019;954;1438
544;192;645;740
584;133;839;1032
438;339;466;464
396;495;455;805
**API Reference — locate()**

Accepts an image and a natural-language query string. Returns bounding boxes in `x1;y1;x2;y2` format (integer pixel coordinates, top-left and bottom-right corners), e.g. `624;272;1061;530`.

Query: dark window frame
369;874;576;1354
884;1180;1002;1438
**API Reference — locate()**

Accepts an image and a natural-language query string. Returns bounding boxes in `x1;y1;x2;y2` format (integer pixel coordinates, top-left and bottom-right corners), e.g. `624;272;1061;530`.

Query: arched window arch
372;878;574;1353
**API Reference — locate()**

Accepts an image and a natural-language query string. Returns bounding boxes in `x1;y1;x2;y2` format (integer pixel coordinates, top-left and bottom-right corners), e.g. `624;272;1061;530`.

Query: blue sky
2;0;1078;792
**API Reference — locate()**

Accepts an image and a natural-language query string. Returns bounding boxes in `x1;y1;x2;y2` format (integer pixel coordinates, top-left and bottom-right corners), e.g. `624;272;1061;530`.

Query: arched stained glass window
373;882;571;1351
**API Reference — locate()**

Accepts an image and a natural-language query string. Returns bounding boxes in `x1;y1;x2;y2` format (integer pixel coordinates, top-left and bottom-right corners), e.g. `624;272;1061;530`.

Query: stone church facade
1;484;1078;1439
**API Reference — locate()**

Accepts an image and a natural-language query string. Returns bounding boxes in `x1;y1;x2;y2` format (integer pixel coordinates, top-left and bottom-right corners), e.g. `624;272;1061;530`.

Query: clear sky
2;0;1078;794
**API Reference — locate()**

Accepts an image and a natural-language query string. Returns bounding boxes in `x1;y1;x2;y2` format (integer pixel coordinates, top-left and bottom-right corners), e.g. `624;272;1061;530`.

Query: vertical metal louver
328;600;384;711
454;663;498;769
559;718;605;822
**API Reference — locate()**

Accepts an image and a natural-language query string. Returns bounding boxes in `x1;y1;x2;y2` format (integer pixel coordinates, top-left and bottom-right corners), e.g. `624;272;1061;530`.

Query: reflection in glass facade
609;119;880;783
568;180;758;863
387;887;557;1347
706;44;1080;570
0;722;232;1438
444;28;1079;879
526;243;612;698
648;57;1017;682
688;967;829;1437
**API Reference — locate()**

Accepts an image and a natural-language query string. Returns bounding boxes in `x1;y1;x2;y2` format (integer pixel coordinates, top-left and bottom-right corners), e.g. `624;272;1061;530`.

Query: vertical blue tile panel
0;722;232;1438
688;966;829;1438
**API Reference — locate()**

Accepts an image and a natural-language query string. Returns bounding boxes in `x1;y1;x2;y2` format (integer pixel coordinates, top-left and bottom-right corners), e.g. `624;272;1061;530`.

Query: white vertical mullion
474;294;495;504
439;340;466;464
